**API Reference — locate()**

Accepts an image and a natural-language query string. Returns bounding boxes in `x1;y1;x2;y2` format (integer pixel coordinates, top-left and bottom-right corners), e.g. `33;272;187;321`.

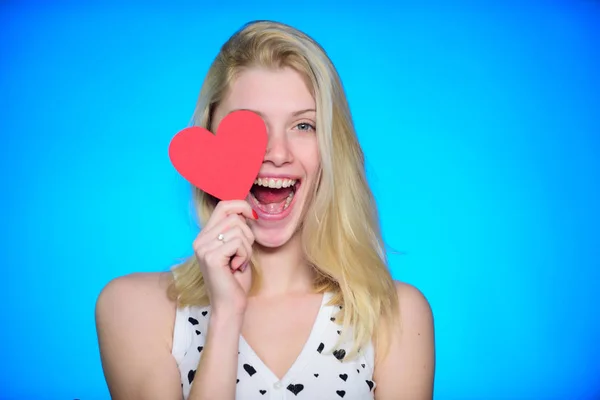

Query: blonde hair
168;20;399;362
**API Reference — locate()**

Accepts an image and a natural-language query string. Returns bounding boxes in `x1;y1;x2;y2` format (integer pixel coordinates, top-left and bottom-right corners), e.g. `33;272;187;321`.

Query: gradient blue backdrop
1;1;599;399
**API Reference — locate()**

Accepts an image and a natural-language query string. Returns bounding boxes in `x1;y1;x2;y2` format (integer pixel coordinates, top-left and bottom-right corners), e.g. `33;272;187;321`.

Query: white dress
171;291;377;399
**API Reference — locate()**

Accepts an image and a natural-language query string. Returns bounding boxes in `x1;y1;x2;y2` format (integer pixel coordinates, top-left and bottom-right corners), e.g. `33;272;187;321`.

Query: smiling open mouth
249;177;300;215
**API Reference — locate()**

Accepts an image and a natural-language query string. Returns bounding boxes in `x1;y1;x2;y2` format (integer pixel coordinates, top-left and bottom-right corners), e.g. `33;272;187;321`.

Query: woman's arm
95;273;182;400
187;310;243;399
95;272;244;400
373;282;436;400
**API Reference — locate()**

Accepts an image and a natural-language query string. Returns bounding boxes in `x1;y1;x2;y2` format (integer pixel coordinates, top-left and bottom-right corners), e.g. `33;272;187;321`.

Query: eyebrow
232;108;316;117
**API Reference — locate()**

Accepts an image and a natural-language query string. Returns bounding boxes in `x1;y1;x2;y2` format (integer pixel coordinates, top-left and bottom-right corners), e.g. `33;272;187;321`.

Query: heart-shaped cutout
168;110;268;200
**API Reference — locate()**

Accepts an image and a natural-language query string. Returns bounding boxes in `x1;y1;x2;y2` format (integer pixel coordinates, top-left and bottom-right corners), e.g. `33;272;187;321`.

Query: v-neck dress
171;292;377;399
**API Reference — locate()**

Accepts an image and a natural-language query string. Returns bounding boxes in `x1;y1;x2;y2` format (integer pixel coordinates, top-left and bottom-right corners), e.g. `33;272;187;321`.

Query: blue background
1;1;599;399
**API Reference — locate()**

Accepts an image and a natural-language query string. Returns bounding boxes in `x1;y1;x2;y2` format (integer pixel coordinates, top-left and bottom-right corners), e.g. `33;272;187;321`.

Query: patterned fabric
171;291;377;399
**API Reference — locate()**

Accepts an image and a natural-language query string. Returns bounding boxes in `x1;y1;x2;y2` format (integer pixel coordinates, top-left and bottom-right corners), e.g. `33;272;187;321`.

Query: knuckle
193;244;202;255
204;252;218;267
193;233;203;246
197;246;209;259
232;238;245;252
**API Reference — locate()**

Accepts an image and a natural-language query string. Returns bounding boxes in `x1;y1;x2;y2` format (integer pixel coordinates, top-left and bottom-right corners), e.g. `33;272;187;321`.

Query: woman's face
212;66;321;248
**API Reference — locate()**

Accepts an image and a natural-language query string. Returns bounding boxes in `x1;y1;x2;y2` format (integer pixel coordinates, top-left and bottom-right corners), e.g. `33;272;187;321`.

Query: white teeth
283;191;294;210
253;178;297;188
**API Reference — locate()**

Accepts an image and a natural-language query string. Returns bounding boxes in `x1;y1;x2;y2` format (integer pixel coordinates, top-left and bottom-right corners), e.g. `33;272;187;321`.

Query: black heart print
202;311;208;316
259;389;266;395
243;364;257;377
188;317;199;325
317;342;324;353
197;346;203;353
187;369;196;384
333;349;346;360
287;384;304;395
336;390;346;398
339;373;348;381
366;380;374;391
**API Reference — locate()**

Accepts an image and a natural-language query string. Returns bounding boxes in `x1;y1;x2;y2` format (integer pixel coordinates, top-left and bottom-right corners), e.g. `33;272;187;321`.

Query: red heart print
168;110;268;201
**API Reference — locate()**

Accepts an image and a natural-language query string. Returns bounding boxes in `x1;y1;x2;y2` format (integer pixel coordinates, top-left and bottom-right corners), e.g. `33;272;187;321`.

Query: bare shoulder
95;271;178;354
95;272;181;400
96;271;177;332
394;280;434;326
96;271;176;312
372;281;435;400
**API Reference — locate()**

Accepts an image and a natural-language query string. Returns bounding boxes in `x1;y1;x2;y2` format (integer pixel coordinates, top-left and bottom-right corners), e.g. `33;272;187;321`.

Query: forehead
220;67;315;115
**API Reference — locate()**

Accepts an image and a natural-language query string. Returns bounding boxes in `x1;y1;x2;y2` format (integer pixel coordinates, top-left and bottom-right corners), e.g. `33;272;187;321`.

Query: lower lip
248;183;301;221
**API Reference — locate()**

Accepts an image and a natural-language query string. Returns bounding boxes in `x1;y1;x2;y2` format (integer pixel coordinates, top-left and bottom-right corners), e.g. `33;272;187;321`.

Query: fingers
193;219;254;272
197;214;254;247
195;227;252;265
216;214;254;243
221;226;254;260
203;200;256;231
193;200;256;276
203;236;250;271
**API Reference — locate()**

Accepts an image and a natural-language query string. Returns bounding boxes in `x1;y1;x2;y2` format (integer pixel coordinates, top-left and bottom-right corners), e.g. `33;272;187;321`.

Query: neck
252;232;316;298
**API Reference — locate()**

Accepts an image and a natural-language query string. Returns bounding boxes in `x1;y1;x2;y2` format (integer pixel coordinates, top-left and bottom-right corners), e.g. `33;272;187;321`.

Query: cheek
309;153;321;176
294;140;321;207
310;140;321;175
295;136;320;175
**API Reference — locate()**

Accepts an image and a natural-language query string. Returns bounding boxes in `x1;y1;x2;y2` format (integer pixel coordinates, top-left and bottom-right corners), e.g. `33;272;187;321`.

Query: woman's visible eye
295;122;316;132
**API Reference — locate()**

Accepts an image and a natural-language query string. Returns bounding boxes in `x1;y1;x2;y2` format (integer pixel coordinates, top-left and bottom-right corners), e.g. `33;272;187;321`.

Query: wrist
209;308;245;333
211;300;246;320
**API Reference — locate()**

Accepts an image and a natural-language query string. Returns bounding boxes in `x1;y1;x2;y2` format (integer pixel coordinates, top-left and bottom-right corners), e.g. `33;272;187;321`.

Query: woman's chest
175;295;377;399
241;298;322;379
232;298;376;399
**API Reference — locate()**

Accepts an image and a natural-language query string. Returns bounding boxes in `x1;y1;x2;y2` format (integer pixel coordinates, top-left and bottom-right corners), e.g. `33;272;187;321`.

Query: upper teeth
254;178;297;188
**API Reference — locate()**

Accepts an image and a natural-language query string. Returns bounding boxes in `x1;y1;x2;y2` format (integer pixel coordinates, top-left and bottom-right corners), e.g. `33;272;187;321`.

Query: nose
263;130;293;166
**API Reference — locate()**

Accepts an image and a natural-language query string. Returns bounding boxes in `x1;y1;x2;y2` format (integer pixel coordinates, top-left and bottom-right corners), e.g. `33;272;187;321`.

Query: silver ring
217;233;225;242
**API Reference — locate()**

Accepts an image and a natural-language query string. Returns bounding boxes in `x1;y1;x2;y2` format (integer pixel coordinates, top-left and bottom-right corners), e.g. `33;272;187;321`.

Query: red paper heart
168;110;268;200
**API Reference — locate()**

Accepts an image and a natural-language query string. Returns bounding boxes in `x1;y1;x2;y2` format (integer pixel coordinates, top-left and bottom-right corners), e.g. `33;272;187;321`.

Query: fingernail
241;262;248;272
252;210;258;219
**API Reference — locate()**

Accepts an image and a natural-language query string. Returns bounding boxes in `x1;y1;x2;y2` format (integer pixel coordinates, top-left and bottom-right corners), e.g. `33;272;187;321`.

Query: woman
96;20;435;399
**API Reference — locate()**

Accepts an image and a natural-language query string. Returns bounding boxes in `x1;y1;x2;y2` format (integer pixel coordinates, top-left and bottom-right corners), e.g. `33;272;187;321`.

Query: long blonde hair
168;20;399;362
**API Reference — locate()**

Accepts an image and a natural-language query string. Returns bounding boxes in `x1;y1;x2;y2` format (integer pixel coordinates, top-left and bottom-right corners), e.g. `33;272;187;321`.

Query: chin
247;177;307;249
253;228;298;249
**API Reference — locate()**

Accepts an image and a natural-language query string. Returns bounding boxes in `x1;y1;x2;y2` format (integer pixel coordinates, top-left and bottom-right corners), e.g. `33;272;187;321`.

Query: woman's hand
193;200;257;317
